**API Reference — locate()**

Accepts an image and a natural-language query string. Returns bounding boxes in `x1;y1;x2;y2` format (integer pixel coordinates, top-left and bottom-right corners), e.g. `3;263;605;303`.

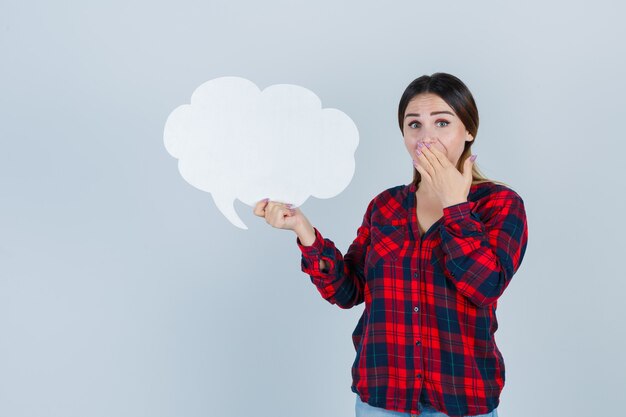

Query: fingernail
470;155;477;162
262;198;269;202
425;142;431;148
417;142;424;148
285;203;293;208
415;149;422;156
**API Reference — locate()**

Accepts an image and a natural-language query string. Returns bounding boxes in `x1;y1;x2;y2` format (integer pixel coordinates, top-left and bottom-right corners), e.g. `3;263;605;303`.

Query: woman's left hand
413;142;477;208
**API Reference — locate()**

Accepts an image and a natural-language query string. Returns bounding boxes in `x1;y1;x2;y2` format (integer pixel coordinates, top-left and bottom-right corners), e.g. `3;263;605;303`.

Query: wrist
294;223;316;244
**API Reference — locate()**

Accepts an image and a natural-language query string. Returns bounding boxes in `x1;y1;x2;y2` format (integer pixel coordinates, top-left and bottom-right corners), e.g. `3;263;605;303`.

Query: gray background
1;1;624;416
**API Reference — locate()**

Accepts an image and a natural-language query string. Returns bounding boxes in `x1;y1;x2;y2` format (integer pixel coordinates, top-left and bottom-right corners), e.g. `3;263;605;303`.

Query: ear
466;131;474;142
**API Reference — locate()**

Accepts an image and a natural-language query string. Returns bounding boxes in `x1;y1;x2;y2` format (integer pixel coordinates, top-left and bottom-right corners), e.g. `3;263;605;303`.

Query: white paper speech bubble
163;76;359;229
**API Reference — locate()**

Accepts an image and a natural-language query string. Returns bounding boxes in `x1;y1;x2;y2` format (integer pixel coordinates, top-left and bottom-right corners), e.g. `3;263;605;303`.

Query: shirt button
417;374;422;379
414;306;419;312
413;272;418;278
415;340;421;346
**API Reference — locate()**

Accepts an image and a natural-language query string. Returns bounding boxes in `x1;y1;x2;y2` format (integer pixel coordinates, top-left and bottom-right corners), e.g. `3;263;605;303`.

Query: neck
415;181;436;197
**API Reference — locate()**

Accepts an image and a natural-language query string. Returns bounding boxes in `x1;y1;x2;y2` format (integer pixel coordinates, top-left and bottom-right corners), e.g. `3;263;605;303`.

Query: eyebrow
404;111;455;119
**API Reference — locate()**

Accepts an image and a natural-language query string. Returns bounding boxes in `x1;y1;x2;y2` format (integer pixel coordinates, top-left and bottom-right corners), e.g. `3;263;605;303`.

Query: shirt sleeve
295;199;373;309
438;190;528;307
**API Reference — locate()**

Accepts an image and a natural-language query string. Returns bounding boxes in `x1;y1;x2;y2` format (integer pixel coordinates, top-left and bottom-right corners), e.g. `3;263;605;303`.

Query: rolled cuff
296;227;325;257
443;201;474;222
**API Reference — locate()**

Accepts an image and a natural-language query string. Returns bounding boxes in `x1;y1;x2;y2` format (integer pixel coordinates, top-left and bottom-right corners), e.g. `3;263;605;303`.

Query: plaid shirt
296;181;528;417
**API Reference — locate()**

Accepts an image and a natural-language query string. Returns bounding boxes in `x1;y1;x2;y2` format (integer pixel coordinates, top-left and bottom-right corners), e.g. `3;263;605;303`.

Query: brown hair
398;72;509;188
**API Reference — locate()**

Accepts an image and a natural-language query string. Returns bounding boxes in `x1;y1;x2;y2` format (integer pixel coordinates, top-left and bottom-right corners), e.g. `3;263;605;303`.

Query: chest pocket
367;219;407;264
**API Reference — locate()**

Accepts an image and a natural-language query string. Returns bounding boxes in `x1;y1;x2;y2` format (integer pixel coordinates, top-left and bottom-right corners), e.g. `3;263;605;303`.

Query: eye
436;120;450;127
408;121;420;129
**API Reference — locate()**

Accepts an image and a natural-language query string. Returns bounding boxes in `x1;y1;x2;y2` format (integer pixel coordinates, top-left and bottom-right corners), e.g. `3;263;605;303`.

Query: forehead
405;93;454;115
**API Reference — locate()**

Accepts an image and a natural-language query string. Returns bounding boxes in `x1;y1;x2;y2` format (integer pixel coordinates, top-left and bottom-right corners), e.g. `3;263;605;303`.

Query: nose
417;137;437;145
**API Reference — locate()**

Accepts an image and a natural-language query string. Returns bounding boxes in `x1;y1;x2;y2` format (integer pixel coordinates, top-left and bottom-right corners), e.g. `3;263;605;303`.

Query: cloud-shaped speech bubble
163;76;359;229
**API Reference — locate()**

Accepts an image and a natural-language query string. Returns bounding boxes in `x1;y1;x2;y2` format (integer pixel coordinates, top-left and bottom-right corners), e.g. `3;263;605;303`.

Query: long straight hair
398;73;509;189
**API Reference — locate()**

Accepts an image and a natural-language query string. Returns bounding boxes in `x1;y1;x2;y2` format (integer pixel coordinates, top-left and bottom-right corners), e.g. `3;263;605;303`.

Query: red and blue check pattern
296;181;528;417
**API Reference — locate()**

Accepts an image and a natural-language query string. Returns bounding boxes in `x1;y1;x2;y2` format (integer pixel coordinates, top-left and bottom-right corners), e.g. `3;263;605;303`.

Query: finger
253;198;270;217
425;144;451;168
415;147;435;176
263;201;275;221
279;203;297;217
265;201;280;219
421;143;445;170
269;201;293;212
269;203;292;225
413;158;432;183
463;154;476;178
265;201;287;219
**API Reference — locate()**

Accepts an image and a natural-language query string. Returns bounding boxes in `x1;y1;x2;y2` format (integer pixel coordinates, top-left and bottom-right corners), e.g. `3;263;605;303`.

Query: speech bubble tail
213;195;248;230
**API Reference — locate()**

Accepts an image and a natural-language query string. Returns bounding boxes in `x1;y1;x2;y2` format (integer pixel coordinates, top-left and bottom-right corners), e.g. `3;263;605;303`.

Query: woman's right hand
253;199;309;232
254;199;318;248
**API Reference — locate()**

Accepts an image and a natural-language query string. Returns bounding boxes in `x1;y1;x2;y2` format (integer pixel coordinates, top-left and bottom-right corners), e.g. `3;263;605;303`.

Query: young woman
254;73;528;417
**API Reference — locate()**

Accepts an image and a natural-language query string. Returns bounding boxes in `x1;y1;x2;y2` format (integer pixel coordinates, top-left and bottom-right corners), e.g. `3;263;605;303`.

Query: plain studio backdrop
1;1;624;416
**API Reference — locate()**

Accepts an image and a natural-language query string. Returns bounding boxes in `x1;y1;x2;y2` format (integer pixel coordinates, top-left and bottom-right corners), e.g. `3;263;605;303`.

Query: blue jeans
355;394;498;417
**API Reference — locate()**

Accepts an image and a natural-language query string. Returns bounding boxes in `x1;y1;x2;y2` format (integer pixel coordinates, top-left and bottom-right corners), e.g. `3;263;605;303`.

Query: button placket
412;267;425;400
